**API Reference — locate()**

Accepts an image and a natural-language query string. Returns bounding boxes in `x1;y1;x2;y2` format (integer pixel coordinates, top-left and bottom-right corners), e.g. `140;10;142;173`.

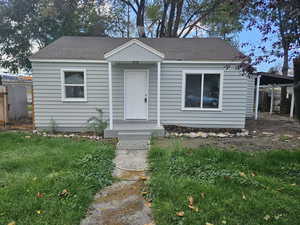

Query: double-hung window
61;69;87;101
182;70;223;110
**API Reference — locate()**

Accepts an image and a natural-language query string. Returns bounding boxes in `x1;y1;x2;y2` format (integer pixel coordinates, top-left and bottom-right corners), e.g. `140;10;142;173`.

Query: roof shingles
30;36;243;61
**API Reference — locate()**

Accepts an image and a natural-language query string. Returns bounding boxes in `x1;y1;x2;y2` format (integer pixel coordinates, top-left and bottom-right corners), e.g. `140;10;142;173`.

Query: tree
0;0;109;72
294;56;300;121
246;0;300;114
121;0;247;38
105;0;130;37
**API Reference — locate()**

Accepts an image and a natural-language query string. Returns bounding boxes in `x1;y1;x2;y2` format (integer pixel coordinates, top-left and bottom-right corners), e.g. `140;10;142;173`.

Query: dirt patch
246;119;300;135
155;119;300;152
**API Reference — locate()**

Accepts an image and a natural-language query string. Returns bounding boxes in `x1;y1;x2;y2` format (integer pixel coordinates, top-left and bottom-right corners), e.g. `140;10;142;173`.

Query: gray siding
160;63;247;128
32;61;247;131
32;62;109;131
246;76;255;118
106;44;162;62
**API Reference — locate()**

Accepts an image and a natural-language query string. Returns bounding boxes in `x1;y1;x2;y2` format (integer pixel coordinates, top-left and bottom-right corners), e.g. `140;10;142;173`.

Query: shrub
87;108;107;136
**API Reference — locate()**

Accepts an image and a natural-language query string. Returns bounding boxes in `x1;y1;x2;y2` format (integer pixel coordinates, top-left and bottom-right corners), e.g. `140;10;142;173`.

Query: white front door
124;70;148;120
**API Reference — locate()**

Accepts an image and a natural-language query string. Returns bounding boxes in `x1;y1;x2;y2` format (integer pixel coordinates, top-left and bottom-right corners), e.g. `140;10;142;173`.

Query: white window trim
61;68;87;102
181;69;223;111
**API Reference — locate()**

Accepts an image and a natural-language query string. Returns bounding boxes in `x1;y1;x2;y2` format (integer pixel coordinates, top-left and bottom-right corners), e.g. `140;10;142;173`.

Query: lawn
0;132;115;225
148;139;300;225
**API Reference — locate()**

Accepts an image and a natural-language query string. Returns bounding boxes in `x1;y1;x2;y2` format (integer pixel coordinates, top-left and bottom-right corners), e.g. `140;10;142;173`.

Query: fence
0;86;8;127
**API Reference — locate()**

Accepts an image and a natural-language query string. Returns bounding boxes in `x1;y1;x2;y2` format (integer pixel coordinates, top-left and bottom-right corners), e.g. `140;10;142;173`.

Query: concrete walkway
80;137;154;225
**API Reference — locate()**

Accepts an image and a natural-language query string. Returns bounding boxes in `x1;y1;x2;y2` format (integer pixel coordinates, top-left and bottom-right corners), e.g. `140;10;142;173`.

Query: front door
124;70;148;120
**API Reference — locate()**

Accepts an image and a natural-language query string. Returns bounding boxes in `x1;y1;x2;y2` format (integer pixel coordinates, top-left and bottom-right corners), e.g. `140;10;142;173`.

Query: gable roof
104;39;164;59
30;36;244;61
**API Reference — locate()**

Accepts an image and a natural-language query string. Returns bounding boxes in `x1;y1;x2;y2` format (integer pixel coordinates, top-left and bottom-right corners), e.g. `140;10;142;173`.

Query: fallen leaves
139;176;149;181
188;196;194;205
200;192;205;199
188;204;199;212
176;211;185;217
263;214;283;221
144;201;152;208
7;221;16;225
58;189;69;198
36;192;44;198
274;214;283;220
187;196;199;212
239;172;246;177
242;192;246;200
263;214;270;221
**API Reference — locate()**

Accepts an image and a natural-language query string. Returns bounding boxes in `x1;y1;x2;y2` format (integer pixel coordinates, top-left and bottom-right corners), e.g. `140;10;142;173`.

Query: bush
87;108;107;136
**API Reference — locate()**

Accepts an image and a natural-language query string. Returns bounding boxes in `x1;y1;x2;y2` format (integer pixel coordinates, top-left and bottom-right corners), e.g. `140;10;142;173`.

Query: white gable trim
104;39;165;59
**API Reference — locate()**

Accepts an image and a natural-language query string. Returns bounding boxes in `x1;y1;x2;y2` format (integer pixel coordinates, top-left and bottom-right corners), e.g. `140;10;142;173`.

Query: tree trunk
166;0;176;37
0;76;2;86
280;43;290;114
278;6;291;115
172;0;183;37
137;0;146;37
159;0;169;37
294;56;300;121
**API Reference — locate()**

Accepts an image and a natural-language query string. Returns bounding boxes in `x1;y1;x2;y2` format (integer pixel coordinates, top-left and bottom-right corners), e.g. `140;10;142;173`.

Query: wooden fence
0;86;8;127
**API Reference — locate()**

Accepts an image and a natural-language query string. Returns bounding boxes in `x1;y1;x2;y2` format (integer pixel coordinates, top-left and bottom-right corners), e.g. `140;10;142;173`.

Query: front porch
104;39;165;138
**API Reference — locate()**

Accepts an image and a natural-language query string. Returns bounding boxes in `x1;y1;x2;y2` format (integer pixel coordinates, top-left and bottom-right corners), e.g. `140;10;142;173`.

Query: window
182;70;222;110
61;69;87;101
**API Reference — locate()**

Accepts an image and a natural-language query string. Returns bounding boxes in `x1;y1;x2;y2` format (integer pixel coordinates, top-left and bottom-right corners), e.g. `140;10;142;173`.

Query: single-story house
30;36;255;137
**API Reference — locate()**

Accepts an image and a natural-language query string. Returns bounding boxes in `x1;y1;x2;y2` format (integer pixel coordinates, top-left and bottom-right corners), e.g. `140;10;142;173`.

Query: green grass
148;141;300;225
0;132;115;225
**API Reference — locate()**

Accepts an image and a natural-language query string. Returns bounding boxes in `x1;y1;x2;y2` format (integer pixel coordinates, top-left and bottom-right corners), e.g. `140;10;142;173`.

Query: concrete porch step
104;121;165;138
118;131;151;141
117;139;149;150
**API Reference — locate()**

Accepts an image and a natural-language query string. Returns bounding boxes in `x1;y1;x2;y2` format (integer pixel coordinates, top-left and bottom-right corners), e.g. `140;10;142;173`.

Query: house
30;36;255;137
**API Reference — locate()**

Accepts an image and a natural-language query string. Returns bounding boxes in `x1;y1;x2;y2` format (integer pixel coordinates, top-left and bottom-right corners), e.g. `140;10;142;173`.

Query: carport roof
256;72;294;85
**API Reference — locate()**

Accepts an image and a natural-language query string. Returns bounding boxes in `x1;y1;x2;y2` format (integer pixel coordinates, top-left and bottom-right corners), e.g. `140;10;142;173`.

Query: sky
0;25;286;74
237;27;283;72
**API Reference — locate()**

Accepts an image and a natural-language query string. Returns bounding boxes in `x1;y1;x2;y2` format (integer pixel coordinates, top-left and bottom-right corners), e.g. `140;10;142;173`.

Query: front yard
0;132;115;225
148;139;300;225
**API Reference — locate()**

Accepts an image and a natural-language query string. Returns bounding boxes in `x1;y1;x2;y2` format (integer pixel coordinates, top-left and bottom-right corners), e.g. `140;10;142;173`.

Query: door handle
144;97;147;103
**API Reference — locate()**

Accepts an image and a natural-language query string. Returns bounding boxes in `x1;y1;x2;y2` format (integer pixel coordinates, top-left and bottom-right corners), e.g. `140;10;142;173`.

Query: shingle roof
30;36;244;61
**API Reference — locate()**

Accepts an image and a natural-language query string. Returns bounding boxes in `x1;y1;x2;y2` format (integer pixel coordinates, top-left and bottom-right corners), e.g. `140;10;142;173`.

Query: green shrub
87;108;107;136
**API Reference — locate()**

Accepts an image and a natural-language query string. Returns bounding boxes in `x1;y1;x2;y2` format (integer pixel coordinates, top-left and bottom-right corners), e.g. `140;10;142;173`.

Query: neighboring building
1;74;33;103
30;36;254;137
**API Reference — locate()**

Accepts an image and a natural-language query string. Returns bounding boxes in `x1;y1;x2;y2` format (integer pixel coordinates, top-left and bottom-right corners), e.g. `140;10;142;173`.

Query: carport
254;72;294;119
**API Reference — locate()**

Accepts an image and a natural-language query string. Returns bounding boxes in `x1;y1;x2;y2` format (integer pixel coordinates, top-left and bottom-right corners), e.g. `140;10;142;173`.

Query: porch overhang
106;41;163;131
104;39;164;62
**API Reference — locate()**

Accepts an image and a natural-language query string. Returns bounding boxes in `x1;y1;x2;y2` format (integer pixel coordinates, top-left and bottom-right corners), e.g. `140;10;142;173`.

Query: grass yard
0;132;115;225
148;139;300;225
